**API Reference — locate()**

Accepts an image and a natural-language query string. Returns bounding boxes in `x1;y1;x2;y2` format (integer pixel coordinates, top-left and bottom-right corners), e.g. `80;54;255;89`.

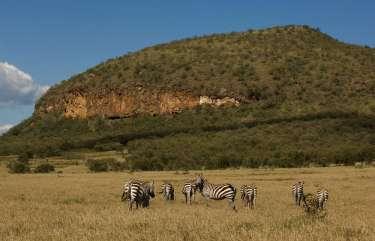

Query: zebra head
195;174;206;192
121;182;130;201
145;180;155;198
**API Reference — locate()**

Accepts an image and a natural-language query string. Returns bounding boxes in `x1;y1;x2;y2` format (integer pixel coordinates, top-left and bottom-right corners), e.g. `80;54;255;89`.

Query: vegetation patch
0;25;374;170
6;161;30;173
34;163;55;173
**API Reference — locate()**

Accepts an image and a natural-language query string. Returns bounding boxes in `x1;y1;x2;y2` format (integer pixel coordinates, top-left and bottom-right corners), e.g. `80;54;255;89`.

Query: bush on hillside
93;142;124;152
86;159;109;172
85;158;127;172
17;151;33;164
106;158;128;171
34;163;55;173
7;161;30;174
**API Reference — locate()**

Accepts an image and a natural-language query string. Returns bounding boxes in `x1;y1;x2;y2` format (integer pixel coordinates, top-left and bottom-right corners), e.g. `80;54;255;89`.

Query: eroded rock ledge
36;90;240;119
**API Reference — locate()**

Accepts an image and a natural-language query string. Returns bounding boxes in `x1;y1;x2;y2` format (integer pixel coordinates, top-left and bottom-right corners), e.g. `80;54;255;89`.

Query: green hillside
1;25;375;169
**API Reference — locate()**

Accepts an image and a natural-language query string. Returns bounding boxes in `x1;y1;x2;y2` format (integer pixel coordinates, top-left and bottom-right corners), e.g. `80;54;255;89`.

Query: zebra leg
228;199;236;210
129;200;133;211
319;201;324;210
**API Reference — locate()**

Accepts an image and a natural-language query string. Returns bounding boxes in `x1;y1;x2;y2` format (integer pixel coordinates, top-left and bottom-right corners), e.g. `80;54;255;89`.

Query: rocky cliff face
36;89;240;119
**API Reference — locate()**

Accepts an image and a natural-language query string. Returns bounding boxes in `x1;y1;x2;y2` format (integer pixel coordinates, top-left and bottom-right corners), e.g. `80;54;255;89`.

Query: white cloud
0;62;49;106
0;124;13;135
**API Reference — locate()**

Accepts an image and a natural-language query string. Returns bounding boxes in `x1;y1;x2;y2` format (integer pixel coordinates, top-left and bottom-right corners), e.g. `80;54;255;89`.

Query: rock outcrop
36;90;240;119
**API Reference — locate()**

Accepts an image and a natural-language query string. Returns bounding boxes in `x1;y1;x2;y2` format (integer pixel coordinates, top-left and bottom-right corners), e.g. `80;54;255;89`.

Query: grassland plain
0;164;374;241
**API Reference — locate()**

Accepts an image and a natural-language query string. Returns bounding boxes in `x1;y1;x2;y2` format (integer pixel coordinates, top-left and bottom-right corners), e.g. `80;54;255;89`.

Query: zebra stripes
120;177;329;213
181;180;197;205
121;179;139;201
195;175;237;210
122;179;155;210
160;183;175;201
316;189;328;210
240;184;257;209
292;181;304;206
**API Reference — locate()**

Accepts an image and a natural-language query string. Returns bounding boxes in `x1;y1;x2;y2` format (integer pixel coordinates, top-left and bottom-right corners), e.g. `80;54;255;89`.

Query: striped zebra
181;180;197;205
159;182;175;201
121;179;138;201
195;174;237;210
240;184;257;209
123;179;155;210
316;189;329;210
292;181;304;206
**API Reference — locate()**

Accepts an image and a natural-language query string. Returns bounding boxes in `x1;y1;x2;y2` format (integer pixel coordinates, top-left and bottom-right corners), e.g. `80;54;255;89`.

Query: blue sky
0;0;374;133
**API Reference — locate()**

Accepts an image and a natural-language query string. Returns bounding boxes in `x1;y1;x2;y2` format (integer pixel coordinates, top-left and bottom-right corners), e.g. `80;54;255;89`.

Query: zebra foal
292;181;304;206
182;180;197;205
159;182;175;201
240;184;257;209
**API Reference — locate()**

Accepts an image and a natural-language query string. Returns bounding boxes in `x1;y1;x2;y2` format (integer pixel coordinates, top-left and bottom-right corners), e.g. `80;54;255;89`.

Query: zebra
124;180;155;210
159;182;175;201
316;189;329;210
195;174;236;210
240;184;257;209
292;181;304;206
181;180;197;205
121;179;145;201
121;179;138;201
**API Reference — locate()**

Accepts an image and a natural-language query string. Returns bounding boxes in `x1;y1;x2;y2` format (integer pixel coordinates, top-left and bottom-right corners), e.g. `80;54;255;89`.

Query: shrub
17;152;33;164
86;159;109;172
105;158;128;171
34;163;55;173
93;142;124;151
85;158;127;172
38;146;62;158
7;161;30;173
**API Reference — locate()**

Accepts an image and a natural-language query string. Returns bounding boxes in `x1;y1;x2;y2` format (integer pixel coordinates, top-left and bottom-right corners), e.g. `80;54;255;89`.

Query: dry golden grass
0;165;374;241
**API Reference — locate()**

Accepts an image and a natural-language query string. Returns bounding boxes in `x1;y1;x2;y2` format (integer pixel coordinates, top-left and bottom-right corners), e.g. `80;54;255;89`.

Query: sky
1;0;375;134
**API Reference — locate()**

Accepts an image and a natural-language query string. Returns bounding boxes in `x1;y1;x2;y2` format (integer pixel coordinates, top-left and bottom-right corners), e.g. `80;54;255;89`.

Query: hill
1;25;375;169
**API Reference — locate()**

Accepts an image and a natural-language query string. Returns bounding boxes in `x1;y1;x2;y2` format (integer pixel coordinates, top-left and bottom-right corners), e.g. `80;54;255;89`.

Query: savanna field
0;161;374;241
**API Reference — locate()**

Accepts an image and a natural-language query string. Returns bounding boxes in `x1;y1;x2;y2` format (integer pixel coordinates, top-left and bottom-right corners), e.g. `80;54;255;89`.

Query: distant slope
1;25;374;169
